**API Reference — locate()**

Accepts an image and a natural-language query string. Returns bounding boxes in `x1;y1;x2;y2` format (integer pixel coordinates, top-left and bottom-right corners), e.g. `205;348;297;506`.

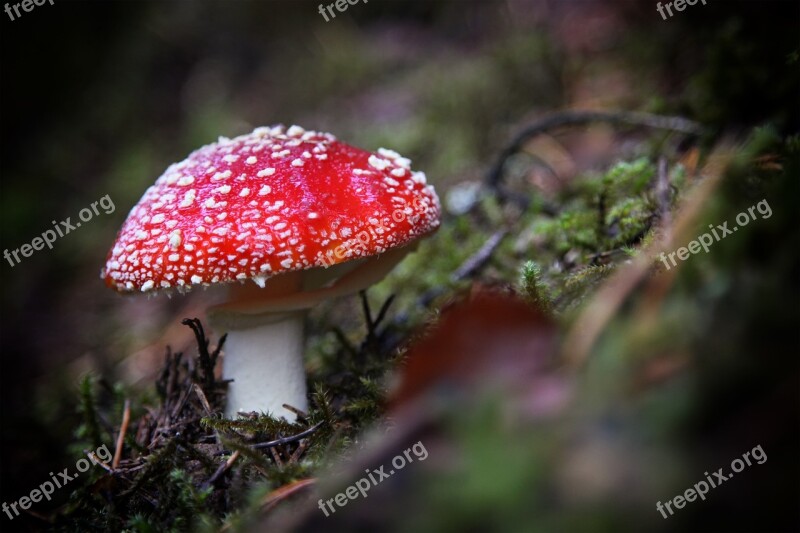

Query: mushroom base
208;244;421;421
214;311;309;421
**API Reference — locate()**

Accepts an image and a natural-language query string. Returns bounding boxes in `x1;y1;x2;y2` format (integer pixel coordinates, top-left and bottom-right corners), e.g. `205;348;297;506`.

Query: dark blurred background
1;0;798;531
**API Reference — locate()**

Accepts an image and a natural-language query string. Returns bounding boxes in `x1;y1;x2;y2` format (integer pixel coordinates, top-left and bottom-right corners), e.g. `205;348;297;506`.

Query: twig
373;295;396;330
360;290;373;331
282;403;308;421
588;248;630;267
289;439;309;464
112;399;131;470
181;318;219;388
221;479;318;530
486;110;703;192
193;383;213;416
596;191;607;250
360;290;378;346
170;382;194;419
360;292;396;346
203;450;240;488
158;350;183;430
20;508;50;523
261;478;316;512
251;422;324;450
87;451;114;473
452;230;508;281
417;230;508;308
656;156;672;237
270;447;284;467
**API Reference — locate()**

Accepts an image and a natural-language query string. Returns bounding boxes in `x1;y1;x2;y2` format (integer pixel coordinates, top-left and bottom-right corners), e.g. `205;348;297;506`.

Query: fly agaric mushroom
102;125;440;420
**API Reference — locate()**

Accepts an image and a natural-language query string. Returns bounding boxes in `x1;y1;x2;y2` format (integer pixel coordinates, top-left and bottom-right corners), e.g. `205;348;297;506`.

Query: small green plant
518;261;553;314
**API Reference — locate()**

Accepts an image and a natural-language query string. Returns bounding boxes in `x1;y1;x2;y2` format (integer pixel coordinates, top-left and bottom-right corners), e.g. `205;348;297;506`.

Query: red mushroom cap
102;125;440;293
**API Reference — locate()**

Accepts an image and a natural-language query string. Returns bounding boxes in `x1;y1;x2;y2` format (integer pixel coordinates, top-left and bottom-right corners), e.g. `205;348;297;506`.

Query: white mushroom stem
210;271;308;421
216;310;308;420
208;245;416;421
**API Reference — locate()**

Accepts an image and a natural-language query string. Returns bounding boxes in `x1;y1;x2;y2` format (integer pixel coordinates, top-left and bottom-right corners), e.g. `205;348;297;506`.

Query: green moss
518;261;553;314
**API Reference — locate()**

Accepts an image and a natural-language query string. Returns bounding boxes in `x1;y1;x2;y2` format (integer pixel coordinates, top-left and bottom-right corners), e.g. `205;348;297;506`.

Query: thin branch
358;291;398;356
261;478;316;513
251;422;324;450
181;318;217;388
359;290;373;330
203;450;240;489
170;382;194;419
656;156;672;238
193;383;213;416
269;447;284;467
452;230;508;281
87;450;114;473
373;295;396;331
595;190;607;252
486;110;703;191
288;439;309;464
360;291;397;346
417;230;508;308
112;399;131;470
282;403;309;422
